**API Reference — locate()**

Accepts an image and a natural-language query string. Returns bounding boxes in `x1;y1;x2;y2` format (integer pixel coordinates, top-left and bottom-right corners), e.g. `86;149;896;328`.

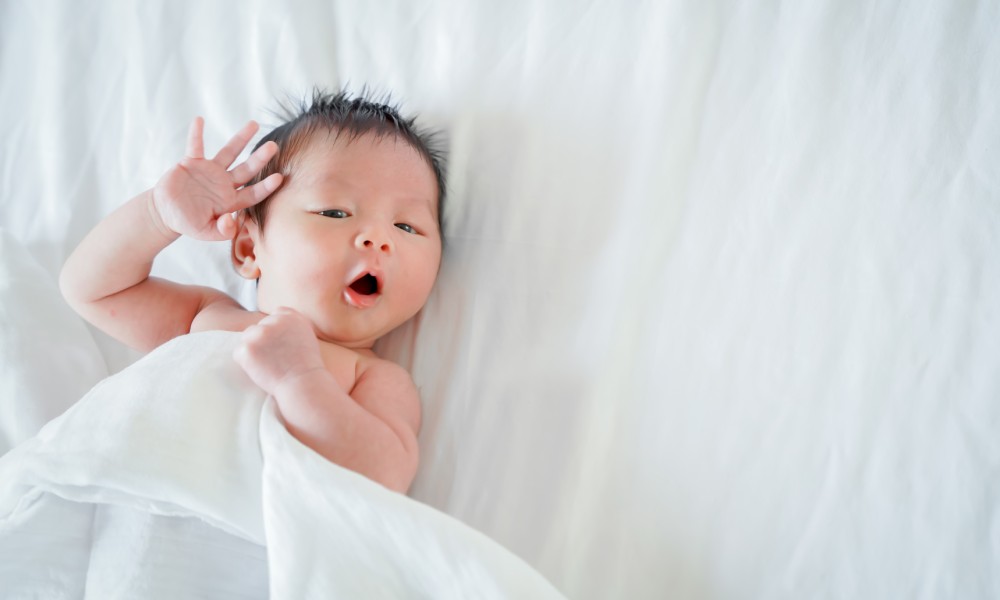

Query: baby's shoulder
350;354;422;434
190;292;263;334
316;343;411;392
354;354;414;387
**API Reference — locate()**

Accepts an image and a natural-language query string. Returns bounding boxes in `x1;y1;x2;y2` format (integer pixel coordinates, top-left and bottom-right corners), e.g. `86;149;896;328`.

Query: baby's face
248;133;441;348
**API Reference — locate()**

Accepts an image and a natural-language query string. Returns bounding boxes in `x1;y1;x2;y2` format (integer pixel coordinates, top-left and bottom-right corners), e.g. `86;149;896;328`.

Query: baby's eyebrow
398;196;439;216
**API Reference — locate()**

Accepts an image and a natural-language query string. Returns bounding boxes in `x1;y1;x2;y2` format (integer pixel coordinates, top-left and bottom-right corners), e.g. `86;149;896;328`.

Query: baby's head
231;89;445;349
243;89;445;231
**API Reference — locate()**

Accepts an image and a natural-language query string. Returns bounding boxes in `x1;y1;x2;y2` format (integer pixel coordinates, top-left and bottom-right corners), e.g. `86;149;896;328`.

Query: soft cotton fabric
1;1;998;597
0;331;562;599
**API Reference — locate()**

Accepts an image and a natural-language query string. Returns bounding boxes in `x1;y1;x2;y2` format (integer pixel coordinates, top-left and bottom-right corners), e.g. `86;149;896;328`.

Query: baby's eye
395;223;417;234
319;209;349;218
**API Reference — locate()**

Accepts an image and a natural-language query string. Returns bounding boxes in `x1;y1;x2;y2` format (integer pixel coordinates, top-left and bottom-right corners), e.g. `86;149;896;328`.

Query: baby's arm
60;119;281;352
235;309;420;493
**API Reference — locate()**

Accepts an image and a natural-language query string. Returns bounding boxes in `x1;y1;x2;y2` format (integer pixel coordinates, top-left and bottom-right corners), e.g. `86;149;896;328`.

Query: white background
1;1;998;597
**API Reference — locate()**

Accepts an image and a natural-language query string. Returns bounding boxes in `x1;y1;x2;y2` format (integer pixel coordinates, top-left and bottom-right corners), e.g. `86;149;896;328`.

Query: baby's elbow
58;264;83;309
381;442;419;494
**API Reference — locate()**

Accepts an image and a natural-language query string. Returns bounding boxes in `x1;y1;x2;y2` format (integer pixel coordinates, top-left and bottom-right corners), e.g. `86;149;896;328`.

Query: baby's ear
231;216;261;279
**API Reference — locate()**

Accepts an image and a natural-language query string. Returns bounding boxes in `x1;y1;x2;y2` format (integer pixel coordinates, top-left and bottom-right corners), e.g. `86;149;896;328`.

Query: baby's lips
343;268;381;307
343;285;380;308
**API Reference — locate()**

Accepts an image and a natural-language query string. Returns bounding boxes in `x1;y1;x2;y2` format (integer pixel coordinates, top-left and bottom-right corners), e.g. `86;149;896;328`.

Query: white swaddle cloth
0;331;563;599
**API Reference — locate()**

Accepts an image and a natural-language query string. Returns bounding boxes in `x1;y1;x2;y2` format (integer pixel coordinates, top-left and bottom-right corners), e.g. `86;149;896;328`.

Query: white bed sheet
1;1;998;598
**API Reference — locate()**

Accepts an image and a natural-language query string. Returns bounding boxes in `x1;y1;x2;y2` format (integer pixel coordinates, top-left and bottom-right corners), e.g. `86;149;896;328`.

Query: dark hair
243;88;446;231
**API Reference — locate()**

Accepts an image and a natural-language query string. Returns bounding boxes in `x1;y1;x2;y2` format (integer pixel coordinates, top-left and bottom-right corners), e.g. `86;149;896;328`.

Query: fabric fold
0;331;563;598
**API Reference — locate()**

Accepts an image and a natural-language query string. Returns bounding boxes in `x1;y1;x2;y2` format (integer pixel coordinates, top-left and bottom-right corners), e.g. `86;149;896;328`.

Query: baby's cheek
408;261;439;303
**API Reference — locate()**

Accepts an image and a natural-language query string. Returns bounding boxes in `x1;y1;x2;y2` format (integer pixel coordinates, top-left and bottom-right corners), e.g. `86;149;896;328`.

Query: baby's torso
316;341;366;393
190;304;376;394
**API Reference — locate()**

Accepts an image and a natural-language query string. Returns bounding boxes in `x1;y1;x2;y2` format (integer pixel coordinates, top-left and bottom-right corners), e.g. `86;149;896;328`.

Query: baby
59;90;444;493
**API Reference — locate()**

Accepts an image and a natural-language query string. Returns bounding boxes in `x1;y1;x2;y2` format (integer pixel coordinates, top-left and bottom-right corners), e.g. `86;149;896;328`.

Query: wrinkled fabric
0;332;562;599
1;1;998;597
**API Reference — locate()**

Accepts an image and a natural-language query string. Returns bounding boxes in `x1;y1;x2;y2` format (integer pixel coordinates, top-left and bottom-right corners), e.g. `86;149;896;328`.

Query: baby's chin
263;301;418;351
313;321;390;351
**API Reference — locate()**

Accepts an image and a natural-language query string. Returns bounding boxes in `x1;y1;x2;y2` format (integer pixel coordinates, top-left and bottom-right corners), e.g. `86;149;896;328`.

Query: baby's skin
61;119;442;492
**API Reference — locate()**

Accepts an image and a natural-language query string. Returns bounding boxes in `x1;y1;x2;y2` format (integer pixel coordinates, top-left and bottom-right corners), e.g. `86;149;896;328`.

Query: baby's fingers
212;120;260;169
229;140;279;186
233;172;284;211
186;117;205;159
216;212;238;239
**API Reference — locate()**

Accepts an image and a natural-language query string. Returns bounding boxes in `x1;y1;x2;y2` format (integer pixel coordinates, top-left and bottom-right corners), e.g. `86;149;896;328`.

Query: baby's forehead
286;131;439;210
293;131;429;175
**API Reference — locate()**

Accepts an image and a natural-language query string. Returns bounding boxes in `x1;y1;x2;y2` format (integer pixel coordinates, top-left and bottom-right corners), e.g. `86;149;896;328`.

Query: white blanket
0;331;562;599
4;1;999;596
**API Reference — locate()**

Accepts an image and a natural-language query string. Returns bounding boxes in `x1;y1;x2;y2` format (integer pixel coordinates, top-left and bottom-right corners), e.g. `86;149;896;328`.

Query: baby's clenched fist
233;307;326;396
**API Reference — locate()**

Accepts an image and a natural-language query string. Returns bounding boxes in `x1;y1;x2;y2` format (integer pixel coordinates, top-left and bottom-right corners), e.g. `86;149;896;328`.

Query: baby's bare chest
318;342;363;392
191;305;365;393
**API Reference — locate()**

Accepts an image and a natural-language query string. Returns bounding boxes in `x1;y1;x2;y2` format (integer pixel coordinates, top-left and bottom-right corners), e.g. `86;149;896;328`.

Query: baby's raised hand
234;308;329;397
151;118;283;241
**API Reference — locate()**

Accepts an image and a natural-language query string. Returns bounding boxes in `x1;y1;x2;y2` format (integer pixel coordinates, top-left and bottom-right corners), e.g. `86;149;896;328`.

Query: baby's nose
355;230;392;253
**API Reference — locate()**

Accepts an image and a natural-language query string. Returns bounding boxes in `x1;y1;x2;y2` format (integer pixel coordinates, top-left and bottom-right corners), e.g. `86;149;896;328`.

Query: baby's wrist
144;190;181;242
272;365;332;400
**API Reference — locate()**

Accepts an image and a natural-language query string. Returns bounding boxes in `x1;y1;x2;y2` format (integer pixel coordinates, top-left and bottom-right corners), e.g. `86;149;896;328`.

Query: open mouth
349;273;379;296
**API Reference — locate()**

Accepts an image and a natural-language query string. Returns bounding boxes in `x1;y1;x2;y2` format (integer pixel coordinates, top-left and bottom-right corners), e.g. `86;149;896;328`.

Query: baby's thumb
216;212;238;238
